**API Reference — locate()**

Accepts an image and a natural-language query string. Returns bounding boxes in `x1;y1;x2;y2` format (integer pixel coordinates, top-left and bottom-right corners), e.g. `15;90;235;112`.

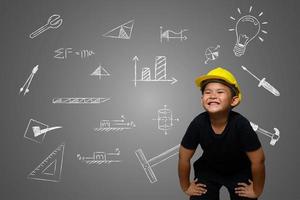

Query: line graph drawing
77;148;121;165
229;6;268;56
27;143;65;182
102;19;134;39
152;105;179;135
19;65;38;96
24;119;62;143
204;45;220;64
52;97;110;104
94;115;135;132
132;56;177;87
91;64;110;79
160;26;188;43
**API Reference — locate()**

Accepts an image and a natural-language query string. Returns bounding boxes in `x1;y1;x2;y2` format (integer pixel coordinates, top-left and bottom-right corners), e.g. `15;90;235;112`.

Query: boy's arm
178;145;196;192
246;147;265;197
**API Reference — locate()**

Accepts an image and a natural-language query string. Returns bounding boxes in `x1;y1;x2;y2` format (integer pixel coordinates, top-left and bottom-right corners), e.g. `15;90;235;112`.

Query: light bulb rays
228;6;269;56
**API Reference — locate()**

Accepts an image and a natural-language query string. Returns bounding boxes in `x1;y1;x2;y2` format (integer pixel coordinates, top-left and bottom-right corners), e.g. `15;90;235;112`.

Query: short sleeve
237;117;262;152
181;118;200;150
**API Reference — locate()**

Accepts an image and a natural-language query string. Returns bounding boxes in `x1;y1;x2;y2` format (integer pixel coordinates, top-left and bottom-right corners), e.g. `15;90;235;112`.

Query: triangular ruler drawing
28;143;65;182
42;160;57;175
102;20;134;39
91;65;110;79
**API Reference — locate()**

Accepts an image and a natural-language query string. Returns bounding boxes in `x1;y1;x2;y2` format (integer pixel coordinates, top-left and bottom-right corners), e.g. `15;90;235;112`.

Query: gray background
1;0;299;199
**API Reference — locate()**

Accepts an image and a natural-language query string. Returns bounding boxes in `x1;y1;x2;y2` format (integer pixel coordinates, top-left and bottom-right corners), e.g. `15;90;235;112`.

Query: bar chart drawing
132;56;177;87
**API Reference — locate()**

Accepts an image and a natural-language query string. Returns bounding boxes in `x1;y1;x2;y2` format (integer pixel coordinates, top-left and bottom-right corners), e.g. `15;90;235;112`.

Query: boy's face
201;82;239;114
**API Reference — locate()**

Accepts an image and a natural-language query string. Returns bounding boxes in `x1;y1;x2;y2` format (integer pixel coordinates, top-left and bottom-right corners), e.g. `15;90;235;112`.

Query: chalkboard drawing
28;143;65;182
94;115;135;132
204;45;220;64
133;56;177;87
52;97;110;104
29;14;63;39
54;48;95;59
250;121;280;146
102;19;134;39
77;148;121;165
91;65;110;79
24;119;62;143
152;105;179;135
228;6;268;56
135;144;179;183
241;65;280;96
19;65;38;96
160;26;188;43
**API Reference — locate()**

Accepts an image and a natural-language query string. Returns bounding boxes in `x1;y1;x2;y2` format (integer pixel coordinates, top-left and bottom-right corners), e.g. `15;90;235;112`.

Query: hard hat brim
195;74;242;102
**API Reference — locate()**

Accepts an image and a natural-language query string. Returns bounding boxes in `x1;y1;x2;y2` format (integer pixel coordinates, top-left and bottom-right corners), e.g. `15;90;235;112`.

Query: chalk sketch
204;45;220;64
29;14;63;39
160;26;188;43
94;115;135;132
54;48;95;59
28;143;65;182
102;19;134;39
24;119;62;143
19;65;38;96
241;65;280;96
250;121;280;146
52;97;110;104
77;148;121;165
91;65;110;79
152;105;179;135
135;144;179;183
228;6;268;56
132;56;177;87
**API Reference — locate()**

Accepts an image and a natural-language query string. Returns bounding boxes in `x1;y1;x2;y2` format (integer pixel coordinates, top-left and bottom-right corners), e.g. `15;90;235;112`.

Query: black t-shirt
181;110;261;175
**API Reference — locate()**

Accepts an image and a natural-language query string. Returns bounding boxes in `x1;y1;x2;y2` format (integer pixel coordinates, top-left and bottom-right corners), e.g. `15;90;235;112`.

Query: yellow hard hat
195;67;242;102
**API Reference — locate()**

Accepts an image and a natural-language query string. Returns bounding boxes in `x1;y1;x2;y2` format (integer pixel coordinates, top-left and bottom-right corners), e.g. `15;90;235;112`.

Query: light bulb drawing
229;6;268;57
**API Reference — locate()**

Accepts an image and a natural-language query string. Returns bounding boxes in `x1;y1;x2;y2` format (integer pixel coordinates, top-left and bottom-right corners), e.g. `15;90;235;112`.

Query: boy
178;67;265;200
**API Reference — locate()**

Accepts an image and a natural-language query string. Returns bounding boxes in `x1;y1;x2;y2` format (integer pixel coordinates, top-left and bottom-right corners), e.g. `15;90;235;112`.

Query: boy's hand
185;179;207;196
235;179;258;198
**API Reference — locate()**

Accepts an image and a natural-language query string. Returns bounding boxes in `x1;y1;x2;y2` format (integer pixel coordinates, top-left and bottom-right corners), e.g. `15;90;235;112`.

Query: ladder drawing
102;19;134;39
27;143;65;182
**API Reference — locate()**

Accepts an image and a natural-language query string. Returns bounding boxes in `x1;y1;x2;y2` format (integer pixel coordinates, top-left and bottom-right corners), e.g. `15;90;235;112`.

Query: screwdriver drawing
29;14;63;39
241;65;280;96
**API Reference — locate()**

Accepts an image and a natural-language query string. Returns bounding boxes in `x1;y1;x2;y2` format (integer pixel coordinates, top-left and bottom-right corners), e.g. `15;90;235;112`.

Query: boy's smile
201;82;239;114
